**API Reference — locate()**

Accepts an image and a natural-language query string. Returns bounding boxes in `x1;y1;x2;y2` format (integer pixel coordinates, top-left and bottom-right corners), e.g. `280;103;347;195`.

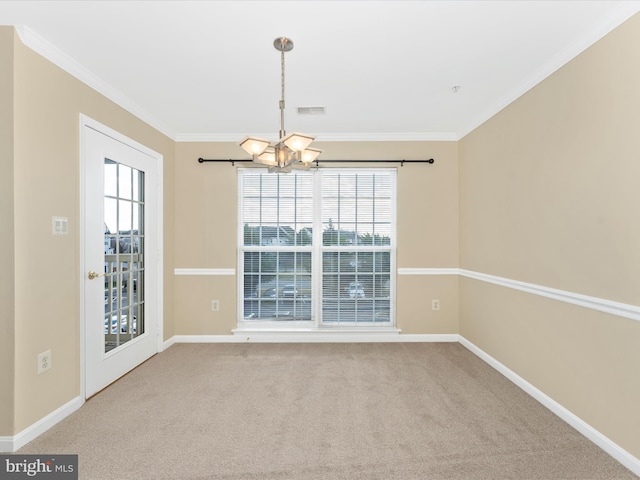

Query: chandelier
239;37;322;173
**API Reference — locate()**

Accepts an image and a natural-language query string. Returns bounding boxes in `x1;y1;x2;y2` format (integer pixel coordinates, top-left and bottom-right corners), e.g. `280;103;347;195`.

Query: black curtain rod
197;158;435;166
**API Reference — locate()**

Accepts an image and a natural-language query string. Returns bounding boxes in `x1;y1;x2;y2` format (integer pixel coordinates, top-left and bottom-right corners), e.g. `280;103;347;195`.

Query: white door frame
79;114;163;399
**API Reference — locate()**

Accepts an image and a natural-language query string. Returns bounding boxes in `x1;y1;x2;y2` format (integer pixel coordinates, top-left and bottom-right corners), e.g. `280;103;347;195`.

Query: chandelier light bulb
301;147;323;164
239;137;270;157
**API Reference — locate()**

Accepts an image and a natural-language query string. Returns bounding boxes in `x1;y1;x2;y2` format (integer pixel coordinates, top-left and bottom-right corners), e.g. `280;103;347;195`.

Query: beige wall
174;141;459;335
459;13;640;458
10;30;175;434
0;27;16;437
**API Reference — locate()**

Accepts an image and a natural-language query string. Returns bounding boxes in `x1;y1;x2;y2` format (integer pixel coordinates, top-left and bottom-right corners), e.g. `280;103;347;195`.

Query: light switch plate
52;216;68;235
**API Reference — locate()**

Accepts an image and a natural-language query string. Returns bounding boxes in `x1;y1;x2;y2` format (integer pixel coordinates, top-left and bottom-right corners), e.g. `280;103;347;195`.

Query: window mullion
312;170;323;327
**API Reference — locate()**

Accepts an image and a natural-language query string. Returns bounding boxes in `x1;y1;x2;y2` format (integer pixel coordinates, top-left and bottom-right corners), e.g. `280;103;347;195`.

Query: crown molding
314;132;460;142
13;1;640;146
14;25;178;140
174;132;460;143
458;2;640;139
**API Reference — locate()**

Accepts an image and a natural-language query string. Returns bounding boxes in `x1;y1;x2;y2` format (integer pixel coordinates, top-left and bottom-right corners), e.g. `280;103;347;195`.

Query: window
239;168;396;328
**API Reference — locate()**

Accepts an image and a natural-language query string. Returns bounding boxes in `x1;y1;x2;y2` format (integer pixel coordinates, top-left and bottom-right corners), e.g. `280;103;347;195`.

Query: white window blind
239;168;395;327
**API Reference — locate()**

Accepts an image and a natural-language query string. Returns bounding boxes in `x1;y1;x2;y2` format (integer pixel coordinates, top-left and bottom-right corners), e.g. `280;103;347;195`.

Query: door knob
88;270;106;280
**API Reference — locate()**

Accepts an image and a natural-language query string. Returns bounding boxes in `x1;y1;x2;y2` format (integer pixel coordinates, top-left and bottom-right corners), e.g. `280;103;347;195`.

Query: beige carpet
19;343;637;479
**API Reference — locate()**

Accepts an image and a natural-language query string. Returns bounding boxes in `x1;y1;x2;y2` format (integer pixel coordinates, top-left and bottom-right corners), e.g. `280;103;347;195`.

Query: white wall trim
0;437;12;453
172;266;640;321
14;25;455;143
161;336;177;351
14;3;640;147
398;267;459;275
0;396;84;453
174;132;460;143
167;333;458;344
459;336;640;477
459;269;640;322
395;267;640;322
457;2;640;139
174;268;236;276
15;26;176;140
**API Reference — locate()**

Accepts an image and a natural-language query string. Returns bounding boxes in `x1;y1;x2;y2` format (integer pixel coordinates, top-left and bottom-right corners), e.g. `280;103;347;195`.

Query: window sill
232;326;402;342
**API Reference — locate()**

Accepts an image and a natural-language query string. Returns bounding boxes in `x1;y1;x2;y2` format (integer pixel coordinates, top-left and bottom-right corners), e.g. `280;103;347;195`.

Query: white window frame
237;167;397;330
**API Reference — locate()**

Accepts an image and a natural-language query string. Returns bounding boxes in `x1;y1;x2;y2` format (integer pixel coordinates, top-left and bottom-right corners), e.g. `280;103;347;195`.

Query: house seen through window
239;168;396;328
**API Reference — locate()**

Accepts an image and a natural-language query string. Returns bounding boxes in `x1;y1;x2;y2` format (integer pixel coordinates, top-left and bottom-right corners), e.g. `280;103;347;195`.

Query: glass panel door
83;117;160;399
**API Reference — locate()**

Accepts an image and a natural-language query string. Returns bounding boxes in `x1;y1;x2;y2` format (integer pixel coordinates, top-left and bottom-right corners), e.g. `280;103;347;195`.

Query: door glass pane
104;158;145;353
119;164;132;200
118;200;132;234
132;202;139;231
132;169;140;201
104;159;117;197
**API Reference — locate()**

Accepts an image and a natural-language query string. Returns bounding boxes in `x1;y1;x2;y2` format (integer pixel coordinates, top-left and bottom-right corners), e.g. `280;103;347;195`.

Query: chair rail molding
397;267;640;322
174;268;235;276
459;269;640;322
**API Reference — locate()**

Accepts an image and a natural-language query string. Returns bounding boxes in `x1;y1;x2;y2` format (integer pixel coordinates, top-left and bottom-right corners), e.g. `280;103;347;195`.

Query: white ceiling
2;1;639;141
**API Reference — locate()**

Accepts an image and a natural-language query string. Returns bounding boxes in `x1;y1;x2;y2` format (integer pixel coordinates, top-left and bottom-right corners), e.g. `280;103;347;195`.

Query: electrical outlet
211;300;220;312
432;299;440;311
38;350;52;374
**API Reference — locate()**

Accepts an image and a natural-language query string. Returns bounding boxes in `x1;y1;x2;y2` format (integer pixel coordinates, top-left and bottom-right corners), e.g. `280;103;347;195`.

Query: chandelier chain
279;47;286;137
281;48;285;106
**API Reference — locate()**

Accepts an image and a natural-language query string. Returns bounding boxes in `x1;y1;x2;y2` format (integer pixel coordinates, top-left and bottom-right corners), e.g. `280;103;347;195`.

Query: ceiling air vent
297;106;326;115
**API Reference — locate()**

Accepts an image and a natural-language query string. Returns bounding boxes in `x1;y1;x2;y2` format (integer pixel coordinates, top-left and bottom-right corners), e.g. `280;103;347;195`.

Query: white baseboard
0;436;12;453
168;333;459;344
161;335;176;351
172;335;249;343
0;396;84;453
459;336;640;477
